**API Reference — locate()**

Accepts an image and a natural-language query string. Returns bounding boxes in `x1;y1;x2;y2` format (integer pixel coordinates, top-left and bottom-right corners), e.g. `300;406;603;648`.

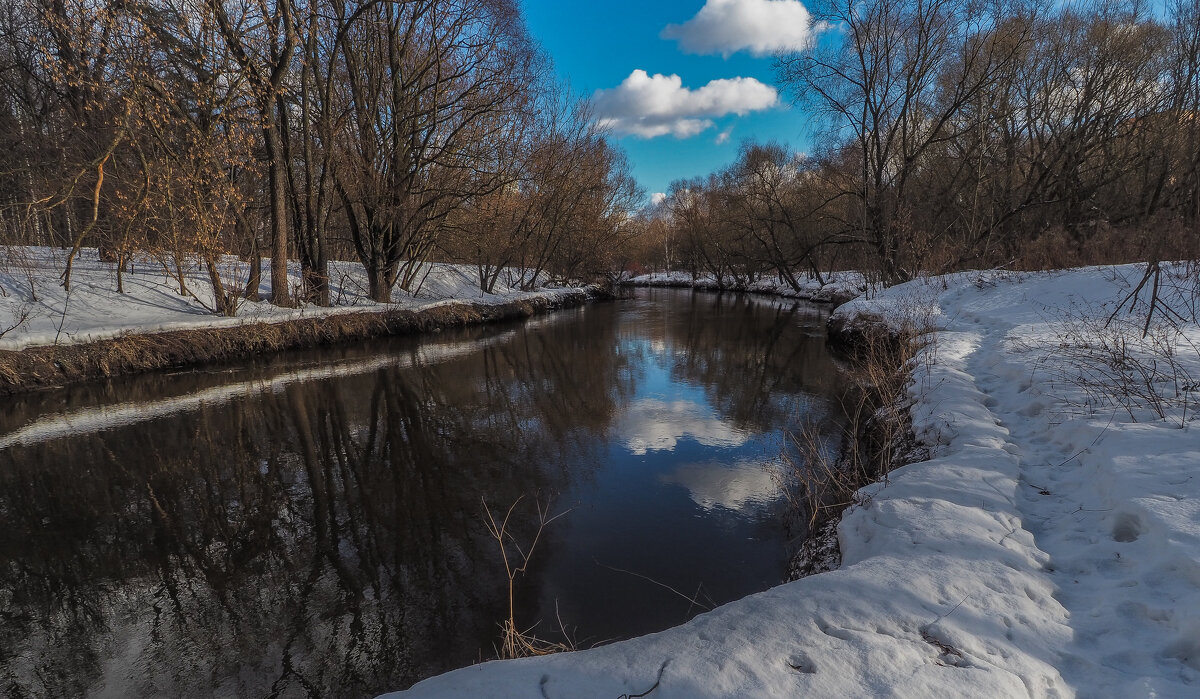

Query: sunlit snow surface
389;264;1200;698
0;246;574;351
627;269;866;303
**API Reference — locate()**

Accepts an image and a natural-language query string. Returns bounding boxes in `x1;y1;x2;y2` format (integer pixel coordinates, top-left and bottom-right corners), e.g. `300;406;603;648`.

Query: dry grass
780;310;936;577
1011;221;1197;272
1028;263;1200;428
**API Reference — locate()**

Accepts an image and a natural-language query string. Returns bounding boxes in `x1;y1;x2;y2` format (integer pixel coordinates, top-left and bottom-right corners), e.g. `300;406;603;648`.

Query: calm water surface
0;288;846;697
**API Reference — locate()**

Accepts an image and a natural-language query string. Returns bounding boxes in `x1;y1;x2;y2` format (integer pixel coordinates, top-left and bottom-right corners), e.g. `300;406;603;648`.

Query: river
0;288;847;697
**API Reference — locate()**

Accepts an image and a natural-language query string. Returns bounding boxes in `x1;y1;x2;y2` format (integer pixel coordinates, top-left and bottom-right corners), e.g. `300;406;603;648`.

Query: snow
0;246;578;351
387;264;1200;698
626;269;866;303
5;248;1197;696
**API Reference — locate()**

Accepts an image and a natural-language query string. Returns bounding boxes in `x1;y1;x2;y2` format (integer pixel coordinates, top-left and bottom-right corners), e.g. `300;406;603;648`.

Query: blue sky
520;0;820;201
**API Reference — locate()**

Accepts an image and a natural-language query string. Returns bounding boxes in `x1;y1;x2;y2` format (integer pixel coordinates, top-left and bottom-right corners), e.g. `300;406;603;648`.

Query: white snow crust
388;264;1200;698
626;270;866;303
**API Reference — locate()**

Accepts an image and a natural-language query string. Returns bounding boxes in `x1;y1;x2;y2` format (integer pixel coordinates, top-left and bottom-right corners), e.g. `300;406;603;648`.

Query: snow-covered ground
0;247;576;351
626;269;866;303
389;263;1200;698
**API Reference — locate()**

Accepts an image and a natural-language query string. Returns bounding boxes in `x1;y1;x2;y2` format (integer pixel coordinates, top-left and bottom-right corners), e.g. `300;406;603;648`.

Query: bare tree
205;0;298;306
332;0;536;302
778;0;1029;282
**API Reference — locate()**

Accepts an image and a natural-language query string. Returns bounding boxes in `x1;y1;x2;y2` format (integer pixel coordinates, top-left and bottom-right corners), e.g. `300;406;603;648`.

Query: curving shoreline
388;264;1200;698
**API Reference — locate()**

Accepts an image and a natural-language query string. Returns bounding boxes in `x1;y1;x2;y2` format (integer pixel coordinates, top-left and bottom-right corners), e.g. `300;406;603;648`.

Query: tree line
0;0;639;314
633;0;1200;288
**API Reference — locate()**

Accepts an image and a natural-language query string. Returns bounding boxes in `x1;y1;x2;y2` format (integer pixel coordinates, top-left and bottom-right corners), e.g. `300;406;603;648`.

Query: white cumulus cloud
593;70;778;139
662;0;823;57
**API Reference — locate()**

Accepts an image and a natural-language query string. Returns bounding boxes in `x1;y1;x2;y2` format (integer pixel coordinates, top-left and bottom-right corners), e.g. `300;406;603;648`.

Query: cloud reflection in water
616;398;748;455
660;459;781;514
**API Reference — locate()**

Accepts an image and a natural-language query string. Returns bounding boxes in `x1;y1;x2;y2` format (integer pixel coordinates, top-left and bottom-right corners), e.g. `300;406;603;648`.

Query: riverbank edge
626;275;918;582
787;310;928;580
0;287;600;396
621;274;862;305
387;281;982;699
395;265;1200;697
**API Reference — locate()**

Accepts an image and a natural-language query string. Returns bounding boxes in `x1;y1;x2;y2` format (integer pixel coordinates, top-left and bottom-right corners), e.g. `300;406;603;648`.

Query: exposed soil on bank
0;289;597;396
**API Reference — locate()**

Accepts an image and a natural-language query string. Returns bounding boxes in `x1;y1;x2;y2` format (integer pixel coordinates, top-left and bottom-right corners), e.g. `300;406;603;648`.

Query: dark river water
0;288;846;697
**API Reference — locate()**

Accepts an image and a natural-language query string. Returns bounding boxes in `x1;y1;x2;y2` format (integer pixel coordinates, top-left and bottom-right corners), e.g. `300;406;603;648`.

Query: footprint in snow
1111;512;1144;543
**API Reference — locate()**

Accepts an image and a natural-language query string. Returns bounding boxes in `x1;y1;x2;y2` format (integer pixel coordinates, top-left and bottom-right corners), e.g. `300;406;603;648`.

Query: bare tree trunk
264;121;290;307
244;246;262;302
205;254;235;316
367;257;395;303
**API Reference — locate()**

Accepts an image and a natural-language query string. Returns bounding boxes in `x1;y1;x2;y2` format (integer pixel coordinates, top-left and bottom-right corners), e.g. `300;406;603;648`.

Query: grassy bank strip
0;288;595;395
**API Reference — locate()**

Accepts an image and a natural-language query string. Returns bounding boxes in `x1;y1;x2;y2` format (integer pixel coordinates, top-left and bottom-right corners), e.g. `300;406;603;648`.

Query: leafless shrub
1105;261;1200;333
0;247;34;341
0;305;30;340
1016;261;1200;428
0;245;40;303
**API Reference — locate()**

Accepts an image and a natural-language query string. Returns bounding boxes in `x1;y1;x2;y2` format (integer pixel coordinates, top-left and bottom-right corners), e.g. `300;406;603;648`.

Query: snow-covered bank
625;270;866;304
388;263;1200;698
0;247;582;352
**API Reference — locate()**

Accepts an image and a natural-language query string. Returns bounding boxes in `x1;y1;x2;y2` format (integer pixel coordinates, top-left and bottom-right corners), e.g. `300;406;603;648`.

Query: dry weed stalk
0;306;30;340
593;560;715;622
0;247;36;341
481;495;575;659
0;245;41;302
1035;310;1199;428
1020;262;1200;428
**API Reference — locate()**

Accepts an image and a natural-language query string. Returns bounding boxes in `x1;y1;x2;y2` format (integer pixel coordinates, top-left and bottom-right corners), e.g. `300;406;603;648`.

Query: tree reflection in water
0;289;845;696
